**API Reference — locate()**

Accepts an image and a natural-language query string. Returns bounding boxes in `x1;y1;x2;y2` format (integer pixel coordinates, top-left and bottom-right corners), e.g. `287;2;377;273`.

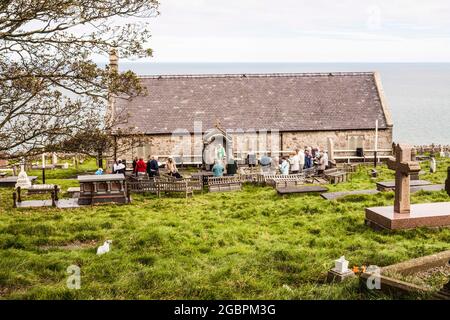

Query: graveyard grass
1;159;450;300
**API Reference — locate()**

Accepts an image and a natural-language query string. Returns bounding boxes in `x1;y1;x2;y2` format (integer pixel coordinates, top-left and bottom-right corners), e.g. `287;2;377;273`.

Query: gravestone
15;161;31;189
430;157;437;173
327;137;334;162
387;144;421;214
365;143;450;230
446;167;450;197
410;148;419;180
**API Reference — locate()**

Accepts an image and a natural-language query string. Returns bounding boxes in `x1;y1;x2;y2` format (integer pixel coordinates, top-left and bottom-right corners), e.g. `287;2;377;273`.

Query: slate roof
113;72;391;134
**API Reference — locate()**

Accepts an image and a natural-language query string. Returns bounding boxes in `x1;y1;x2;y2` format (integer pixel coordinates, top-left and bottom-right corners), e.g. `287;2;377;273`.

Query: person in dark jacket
147;156;159;177
132;157;138;176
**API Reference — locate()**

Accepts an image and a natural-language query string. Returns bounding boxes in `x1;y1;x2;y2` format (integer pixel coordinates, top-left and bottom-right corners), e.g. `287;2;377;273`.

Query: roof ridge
139;72;375;79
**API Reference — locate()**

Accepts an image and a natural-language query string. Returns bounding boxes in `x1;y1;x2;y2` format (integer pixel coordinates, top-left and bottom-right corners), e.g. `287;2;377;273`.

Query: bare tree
0;0;159;159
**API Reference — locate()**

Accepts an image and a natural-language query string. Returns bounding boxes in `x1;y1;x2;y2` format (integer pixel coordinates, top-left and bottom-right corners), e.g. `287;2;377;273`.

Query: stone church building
110;70;393;165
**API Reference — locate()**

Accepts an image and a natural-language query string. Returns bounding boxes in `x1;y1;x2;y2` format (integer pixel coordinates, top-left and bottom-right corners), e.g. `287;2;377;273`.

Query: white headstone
333;256;350;274
52;153;58;165
430;158;437;173
15;162;31;189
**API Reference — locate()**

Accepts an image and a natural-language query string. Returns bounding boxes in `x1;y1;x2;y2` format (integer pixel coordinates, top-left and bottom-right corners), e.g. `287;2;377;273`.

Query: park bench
155;180;194;198
13;185;60;208
127;178;158;194
26;184;61;196
323;168;349;184
207;176;242;193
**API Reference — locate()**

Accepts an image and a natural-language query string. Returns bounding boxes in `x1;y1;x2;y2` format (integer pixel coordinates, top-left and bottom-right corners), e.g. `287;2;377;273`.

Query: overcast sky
136;0;450;62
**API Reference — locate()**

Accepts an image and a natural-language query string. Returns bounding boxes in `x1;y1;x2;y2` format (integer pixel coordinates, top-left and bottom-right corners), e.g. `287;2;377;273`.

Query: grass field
0;158;449;299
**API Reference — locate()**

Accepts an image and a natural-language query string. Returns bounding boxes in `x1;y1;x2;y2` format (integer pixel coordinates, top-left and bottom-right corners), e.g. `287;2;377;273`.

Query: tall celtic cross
387;144;421;214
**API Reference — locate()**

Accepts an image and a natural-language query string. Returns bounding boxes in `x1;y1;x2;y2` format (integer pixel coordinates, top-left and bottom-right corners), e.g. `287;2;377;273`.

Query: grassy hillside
0;158;449;299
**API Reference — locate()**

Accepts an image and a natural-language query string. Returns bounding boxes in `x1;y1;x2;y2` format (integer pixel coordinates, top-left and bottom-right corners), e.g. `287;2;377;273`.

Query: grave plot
360;250;450;299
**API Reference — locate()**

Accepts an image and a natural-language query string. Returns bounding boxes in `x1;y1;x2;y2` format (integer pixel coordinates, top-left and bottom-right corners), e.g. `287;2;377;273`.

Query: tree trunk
97;150;103;168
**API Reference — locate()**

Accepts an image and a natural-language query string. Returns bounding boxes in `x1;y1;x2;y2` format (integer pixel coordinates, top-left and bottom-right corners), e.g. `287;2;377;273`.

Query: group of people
111;156;182;179
108;146;328;178
278;147;329;175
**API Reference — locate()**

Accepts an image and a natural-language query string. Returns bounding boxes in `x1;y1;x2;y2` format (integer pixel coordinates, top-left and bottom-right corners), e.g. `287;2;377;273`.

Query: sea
119;62;450;145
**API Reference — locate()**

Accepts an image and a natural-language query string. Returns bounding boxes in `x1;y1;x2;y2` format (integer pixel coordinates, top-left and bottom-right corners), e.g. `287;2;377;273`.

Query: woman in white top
296;148;305;172
288;152;300;174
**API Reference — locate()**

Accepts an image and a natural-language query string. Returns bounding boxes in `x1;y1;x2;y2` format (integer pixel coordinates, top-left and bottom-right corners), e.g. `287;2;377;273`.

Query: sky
137;0;450;62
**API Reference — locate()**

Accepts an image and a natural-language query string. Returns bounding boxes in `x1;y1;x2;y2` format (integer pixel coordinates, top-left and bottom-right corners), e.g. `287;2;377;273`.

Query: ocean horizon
119;62;450;146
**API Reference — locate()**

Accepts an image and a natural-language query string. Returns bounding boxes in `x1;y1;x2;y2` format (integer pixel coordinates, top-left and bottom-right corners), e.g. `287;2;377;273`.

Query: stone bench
67;187;80;198
207;176;242;193
155;180;194;198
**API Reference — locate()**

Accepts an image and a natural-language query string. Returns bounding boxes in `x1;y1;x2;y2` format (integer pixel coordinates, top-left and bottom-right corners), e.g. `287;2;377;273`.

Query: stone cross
387;144;421;214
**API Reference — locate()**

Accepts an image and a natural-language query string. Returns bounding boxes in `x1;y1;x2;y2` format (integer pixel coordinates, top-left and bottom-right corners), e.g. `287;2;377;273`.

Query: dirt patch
39;240;98;250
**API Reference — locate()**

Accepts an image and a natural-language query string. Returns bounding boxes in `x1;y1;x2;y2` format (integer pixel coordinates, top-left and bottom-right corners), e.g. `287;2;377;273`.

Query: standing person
148;156;160;177
288;152;300;174
112;160;118;174
132;156;138;176
297;148;305;172
226;156;238;175
271;156;280;174
116;160;126;174
212;160;225;177
166;157;181;179
247;149;256;168
305;149;312;169
317;154;326;175
260;154;272;174
146;156;152;177
279;157;290;175
135;157;147;177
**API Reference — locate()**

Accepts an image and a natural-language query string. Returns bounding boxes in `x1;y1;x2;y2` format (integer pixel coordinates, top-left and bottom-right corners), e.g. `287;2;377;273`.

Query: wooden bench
323;168;349;184
207;176;242;193
13;185;60;208
155;180;194;198
263;174;305;187
127;178;158;194
26;184;61;195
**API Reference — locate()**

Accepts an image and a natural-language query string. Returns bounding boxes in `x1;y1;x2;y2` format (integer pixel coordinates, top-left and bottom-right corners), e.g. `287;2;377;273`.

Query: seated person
226;157;238;175
166;157;182;179
260;154;272;173
95;168;103;175
279;157;290;175
212;160;225;177
115;160;126;174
